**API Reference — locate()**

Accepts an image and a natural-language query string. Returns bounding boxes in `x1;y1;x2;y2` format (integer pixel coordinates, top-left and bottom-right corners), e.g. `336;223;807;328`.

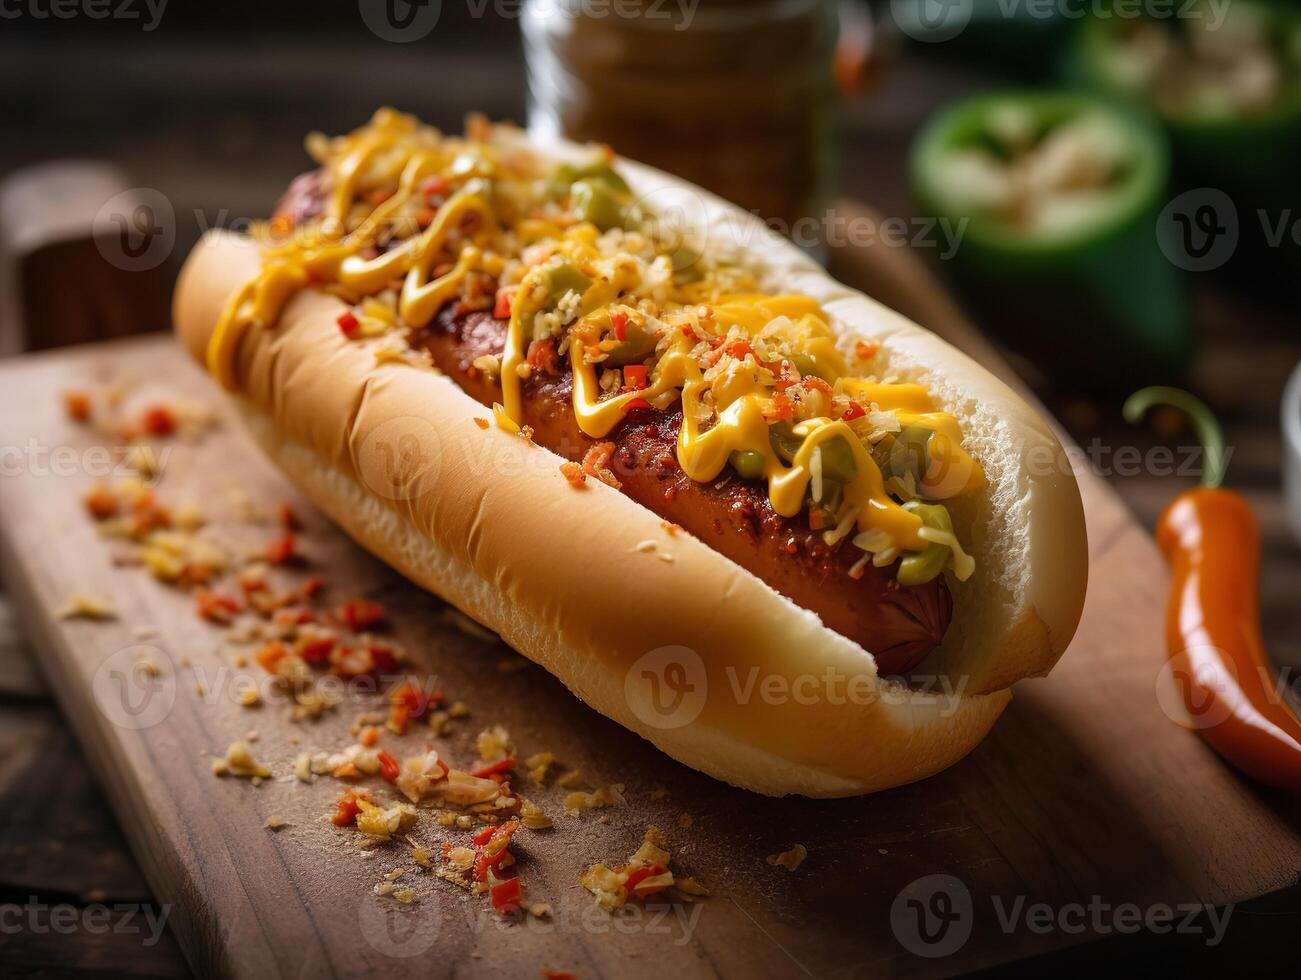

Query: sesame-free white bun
173;140;1087;797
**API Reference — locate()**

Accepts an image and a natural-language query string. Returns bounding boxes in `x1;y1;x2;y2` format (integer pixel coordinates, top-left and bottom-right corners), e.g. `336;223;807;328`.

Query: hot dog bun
173;141;1087;797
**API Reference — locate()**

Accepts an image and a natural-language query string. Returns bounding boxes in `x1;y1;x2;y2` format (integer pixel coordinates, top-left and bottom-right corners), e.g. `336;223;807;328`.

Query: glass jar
522;0;840;232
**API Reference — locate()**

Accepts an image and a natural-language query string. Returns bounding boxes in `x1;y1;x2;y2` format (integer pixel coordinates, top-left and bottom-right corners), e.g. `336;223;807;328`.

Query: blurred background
0;0;1298;972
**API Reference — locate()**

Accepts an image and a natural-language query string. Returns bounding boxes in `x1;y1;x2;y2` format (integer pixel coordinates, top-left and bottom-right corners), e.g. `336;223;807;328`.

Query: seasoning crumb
212;740;272;779
559;461;586;488
264;815;289;831
474;418;490;430
676;813;694;829
58;594;117;620
766;844;808;872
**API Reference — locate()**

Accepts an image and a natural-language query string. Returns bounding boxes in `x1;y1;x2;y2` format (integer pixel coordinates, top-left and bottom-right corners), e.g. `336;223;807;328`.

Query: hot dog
174;109;1088;796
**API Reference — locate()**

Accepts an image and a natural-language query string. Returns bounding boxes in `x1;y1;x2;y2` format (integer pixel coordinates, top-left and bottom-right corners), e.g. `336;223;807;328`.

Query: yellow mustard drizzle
498;242;982;560
204;108;984;580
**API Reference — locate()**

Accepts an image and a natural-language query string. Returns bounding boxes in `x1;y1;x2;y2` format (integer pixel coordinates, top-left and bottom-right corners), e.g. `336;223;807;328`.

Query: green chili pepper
728;450;766;481
768;422;802;465
571;178;625;231
874;424;933;488
790;353;832;382
897;500;955;587
553;160;630;195
815;479;845;517
540;261;592;307
817;437;858;485
668;243;704;284
1067;1;1301;285
604;319;659;367
910;89;1188;389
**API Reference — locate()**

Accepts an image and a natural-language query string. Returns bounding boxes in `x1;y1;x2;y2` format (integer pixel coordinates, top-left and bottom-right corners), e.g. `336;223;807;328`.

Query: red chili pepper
624;398;653;412
337;311;360;337
623;365;649;390
472;824;498;846
62;390;92;423
83;484;119;520
767;393;795;422
335;598;386;631
368;644;399;673
470;757;516;779
419;176;450;199
840;401;866;422
474;847;512;882
331;791;364;827
494;287;516;320
265;532;296;565
254;641;288;673
140;404;176;436
623;864;668;896
377;750;400;782
1127;387;1301;791
610;310;629;340
295;634;335;665
724;340;755;361
489;876;521;914
196;590;242;624
277;503;301;530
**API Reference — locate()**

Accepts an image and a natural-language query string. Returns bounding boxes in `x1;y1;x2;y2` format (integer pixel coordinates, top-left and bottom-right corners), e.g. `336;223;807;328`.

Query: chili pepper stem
1123;386;1227;489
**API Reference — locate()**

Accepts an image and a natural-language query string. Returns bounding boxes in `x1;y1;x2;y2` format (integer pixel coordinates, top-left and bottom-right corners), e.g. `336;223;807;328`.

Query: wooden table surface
1;41;1299;980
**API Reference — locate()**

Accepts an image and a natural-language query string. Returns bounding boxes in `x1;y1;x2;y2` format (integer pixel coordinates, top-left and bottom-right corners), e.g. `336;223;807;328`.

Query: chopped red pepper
195;590;242;624
610;310;629;340
140;404;176;436
367;643;398;673
767;393;795;422
331;790;365;827
840;401;866;422
254;640;288;673
493;287;516;320
622;365;649;390
62;390;92;423
359;726;380;748
265;532;297;565
802;375;833;396
277;503;300;530
337;311;360;338
419;176;451;199
297;576;324;600
472;824;498;847
377;750;400;782
83;484;118;520
724;340;755;361
335;598;386;631
527;338;560;376
295;634;335;665
622;864;666;895
624;398;653;412
470;757;516;779
489;876;522;915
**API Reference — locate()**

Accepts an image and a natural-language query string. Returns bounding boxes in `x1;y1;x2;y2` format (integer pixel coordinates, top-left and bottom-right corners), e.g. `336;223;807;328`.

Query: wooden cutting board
1;240;1298;979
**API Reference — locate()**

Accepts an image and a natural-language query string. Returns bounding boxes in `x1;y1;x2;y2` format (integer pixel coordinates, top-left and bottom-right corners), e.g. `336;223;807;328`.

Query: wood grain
0;330;1297;979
